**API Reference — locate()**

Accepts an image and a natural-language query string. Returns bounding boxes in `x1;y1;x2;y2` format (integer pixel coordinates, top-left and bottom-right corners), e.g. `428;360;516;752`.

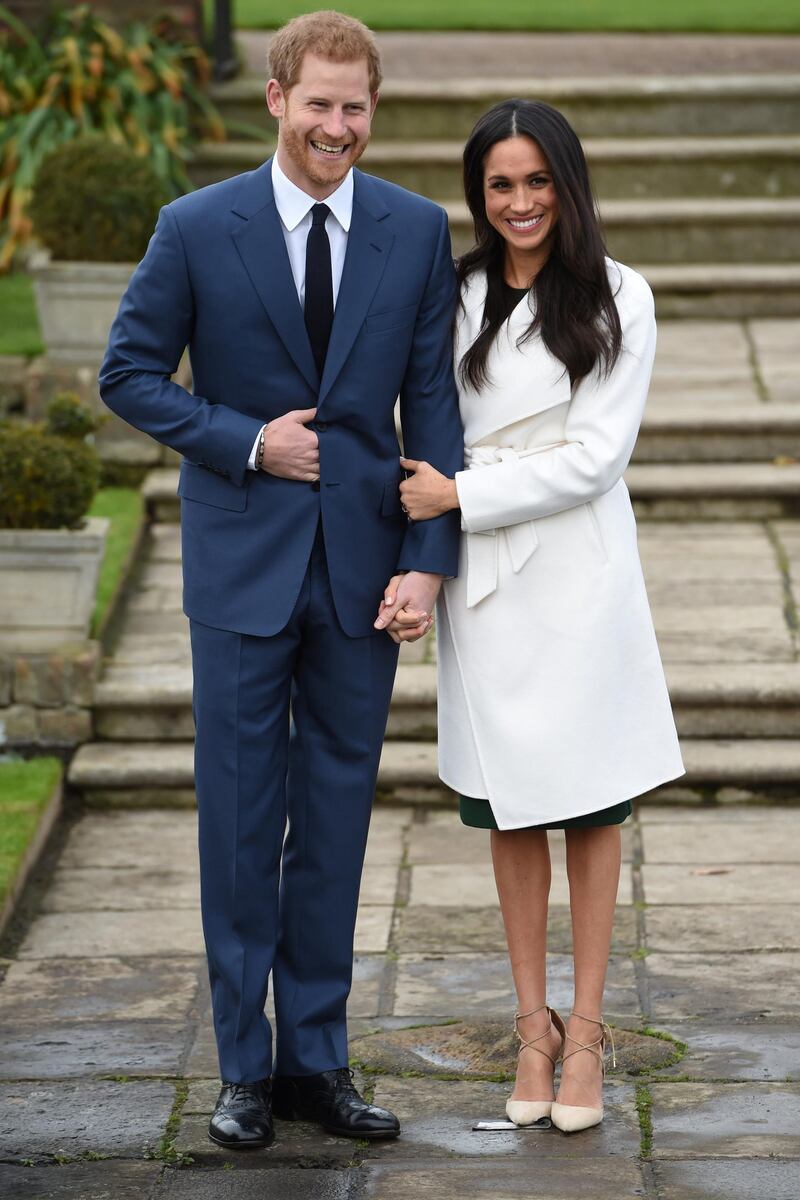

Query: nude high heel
550;1012;616;1133
505;1004;566;1126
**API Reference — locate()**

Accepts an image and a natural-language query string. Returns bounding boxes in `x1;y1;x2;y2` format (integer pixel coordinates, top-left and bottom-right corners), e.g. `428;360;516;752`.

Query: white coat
436;259;685;829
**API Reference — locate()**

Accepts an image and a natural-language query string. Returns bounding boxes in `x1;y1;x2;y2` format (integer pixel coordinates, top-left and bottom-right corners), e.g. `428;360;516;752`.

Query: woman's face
482;135;559;263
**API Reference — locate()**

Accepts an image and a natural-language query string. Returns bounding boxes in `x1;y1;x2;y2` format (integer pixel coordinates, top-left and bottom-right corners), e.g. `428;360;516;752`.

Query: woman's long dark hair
458;99;622;391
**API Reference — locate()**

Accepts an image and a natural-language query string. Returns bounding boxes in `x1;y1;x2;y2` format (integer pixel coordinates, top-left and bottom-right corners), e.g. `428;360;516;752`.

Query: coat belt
463;442;568;608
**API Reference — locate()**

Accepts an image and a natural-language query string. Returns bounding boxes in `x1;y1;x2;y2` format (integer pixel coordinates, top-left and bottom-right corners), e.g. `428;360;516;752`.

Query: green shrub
0;3;226;269
0;392;102;529
29;135;165;262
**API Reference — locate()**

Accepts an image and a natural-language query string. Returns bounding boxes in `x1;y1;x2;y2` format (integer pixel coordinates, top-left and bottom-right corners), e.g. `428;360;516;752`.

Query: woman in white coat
397;100;685;1133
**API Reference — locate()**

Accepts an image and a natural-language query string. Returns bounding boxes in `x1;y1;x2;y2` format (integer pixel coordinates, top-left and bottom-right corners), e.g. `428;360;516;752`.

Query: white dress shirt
247;154;354;469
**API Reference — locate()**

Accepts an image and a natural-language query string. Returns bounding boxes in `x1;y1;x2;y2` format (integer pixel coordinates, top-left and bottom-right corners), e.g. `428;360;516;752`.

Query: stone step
142;463;800;525
444;198;800;263
639;264;800;319
189;134;800;199
93;662;800;742
67;736;800;807
210;73;800;140
626;462;800;520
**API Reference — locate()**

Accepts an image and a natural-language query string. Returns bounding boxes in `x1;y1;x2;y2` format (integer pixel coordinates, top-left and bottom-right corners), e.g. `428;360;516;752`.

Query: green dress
459;280;632;833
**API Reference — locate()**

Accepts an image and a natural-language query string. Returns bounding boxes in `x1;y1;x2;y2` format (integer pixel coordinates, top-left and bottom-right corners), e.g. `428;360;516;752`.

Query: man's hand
374;572;444;643
260;408;319;480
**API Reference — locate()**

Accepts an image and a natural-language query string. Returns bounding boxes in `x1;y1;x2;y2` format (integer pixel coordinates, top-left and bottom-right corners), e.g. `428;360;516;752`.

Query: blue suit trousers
190;523;399;1082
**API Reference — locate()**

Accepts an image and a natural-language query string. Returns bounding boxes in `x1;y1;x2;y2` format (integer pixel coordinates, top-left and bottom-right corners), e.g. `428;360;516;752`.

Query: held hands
399;457;459;521
374;572;444;644
260;408;319;481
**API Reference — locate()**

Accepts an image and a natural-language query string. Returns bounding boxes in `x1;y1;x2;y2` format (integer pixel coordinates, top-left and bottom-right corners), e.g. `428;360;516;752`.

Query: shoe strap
561;1012;617;1072
513;1004;562;1068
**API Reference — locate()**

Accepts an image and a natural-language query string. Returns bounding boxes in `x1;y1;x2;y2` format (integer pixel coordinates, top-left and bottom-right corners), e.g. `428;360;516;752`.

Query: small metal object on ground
473;1118;552;1131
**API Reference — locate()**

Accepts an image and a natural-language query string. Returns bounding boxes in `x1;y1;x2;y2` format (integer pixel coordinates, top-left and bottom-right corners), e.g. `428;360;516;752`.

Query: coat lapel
230;159;319;394
318;170;393;406
456;269;572;445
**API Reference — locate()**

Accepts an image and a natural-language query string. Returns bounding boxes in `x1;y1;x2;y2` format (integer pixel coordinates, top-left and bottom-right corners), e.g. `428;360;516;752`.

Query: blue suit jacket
100;160;464;637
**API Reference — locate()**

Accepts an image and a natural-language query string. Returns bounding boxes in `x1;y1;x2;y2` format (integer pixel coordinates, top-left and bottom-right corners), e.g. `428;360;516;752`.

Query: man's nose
321;109;348;139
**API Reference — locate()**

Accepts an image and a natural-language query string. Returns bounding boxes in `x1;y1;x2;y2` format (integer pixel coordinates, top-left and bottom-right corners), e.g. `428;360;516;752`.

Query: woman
397;100;684;1133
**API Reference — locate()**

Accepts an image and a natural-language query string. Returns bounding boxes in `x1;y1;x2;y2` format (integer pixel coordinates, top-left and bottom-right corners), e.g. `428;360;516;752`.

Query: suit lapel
318;171;393;406
230;159;319;394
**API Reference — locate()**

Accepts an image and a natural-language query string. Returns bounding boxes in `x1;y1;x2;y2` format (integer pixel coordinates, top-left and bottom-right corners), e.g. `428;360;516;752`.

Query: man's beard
281;120;367;187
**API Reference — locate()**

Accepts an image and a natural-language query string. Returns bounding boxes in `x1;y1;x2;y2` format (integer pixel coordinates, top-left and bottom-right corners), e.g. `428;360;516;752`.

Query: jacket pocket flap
177;462;248;511
365;303;417;335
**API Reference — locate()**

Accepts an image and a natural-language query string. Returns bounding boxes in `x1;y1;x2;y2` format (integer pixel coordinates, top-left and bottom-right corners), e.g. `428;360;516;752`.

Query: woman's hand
399;457;459;521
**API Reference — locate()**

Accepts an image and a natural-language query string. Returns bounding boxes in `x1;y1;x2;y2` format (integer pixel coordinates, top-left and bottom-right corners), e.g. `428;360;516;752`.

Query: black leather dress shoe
208;1078;274;1148
272;1067;400;1139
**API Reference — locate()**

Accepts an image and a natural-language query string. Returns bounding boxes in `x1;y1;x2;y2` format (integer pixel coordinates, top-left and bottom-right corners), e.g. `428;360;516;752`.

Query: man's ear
266;78;285;119
369;90;380;119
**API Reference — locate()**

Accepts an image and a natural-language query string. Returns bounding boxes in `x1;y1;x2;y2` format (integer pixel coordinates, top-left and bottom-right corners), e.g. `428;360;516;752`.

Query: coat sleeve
395;207;465;576
455;268;656;534
98;204;264;487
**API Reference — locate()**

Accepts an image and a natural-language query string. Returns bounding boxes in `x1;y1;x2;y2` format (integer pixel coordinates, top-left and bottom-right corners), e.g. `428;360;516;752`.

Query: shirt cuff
247;425;266;471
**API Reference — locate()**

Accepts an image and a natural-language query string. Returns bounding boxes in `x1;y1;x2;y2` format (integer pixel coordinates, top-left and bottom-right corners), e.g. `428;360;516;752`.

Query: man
100;10;462;1149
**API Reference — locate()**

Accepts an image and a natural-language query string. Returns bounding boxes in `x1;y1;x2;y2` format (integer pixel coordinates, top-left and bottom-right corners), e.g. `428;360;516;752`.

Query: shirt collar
271;154;353;233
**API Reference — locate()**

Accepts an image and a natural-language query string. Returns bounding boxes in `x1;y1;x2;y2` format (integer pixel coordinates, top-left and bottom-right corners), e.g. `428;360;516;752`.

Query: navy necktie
304;203;333;379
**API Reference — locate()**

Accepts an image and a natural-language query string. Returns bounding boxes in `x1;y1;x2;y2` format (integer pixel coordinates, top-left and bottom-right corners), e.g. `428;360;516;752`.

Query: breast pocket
364;303;418;335
177;462;248;512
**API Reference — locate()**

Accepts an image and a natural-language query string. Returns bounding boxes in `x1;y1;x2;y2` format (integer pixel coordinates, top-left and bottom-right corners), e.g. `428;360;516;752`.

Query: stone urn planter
0;394;107;650
28;255;135;366
0;517;109;650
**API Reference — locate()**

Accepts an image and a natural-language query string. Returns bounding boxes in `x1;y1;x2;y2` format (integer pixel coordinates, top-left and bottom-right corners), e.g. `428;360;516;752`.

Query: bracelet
255;424;267;471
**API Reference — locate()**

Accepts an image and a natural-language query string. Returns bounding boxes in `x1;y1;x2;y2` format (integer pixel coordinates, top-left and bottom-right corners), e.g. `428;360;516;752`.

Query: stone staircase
190;73;800;318
67;65;800;810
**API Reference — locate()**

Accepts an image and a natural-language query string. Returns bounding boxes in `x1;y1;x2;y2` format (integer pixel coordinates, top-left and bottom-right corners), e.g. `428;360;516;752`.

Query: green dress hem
459;794;632;831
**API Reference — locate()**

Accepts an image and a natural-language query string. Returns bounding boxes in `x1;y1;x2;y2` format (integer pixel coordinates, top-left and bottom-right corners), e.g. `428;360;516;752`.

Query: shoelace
332;1067;361;1099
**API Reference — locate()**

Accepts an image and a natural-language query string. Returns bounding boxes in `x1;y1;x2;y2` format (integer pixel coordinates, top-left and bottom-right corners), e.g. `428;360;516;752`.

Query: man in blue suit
100;11;462;1148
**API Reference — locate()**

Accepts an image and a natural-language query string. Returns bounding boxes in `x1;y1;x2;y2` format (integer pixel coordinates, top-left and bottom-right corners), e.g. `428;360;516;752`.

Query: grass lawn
210;0;800;33
88;487;146;637
0;757;62;913
0;273;43;358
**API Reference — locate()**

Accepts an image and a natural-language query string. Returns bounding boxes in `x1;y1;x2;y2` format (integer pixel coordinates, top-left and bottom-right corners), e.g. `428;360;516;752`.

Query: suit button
315;421;328;432
311;481;320;491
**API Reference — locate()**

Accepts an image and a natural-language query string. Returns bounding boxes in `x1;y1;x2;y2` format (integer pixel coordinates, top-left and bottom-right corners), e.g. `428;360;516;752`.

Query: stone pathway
1;802;799;1197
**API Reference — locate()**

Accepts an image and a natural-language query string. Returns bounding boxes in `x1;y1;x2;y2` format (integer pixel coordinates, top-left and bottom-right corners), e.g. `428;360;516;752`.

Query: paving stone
396;904;637;955
17;909;205;959
0;1162;163;1199
360;866;400;906
59;811;198;872
646;952;800;1018
650;1082;800;1158
161;1169;357;1198
653;1158;800;1200
0;1020;187;1080
407;813;635;865
641;863;800;904
655;1020;800;1082
364;809;412;867
644;905;800;952
0;1079;175;1159
642;821;800;863
408;862;633;907
639;805;800;824
0;957;202;1024
352;1021;673;1079
393;953;639;1019
41;867;200;912
364;1076;639;1161
359;1158;646;1199
355;906;393;953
